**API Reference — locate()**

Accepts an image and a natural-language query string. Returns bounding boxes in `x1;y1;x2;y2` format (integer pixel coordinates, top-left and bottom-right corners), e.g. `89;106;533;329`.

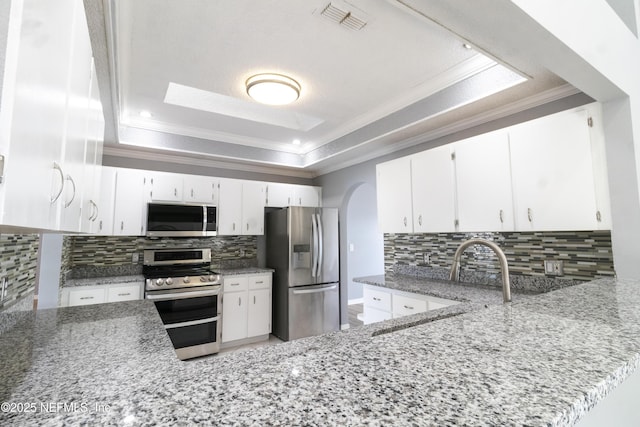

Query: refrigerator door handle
311;213;319;278
292;284;338;295
316;213;324;280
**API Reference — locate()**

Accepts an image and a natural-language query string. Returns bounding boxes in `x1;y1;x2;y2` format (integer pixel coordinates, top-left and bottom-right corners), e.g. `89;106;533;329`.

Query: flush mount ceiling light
246;73;301;105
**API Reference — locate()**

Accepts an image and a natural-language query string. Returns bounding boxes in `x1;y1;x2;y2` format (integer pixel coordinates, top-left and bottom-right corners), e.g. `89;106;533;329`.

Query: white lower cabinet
222;273;272;346
61;281;143;307
362;284;459;325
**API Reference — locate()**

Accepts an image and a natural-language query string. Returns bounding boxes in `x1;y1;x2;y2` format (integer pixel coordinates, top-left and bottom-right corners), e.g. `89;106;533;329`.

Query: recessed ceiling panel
164;82;324;131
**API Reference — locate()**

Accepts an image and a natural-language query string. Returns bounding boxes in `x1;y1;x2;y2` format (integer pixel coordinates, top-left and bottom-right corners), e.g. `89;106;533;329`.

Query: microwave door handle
202;205;207;234
316;213;324;280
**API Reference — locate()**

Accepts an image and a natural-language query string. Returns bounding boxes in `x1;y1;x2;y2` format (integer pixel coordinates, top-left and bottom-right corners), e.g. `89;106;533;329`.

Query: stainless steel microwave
146;203;217;237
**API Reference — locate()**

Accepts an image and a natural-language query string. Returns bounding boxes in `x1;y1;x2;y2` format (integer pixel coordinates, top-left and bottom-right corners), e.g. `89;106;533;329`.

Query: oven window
154;295;218;325
166;320;218;349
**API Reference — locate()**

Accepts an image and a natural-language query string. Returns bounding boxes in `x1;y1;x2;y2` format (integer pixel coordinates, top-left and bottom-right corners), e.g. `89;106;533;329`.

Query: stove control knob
200;276;207;282
208;275;216;282
155;279;164;286
183;277;190;284
165;278;173;285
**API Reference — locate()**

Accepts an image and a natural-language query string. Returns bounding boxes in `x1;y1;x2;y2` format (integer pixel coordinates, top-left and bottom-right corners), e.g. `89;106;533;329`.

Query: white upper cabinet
265;183;321;207
148;171;183;203
509;107;600;231
241;181;266;235
376;157;413;233
291;184;321;207
113;168;147;236
92;167;116;235
454;130;514;232
184;175;218;204
218;179;265;235
80;60;105;234
411;145;456;233
0;0;102;232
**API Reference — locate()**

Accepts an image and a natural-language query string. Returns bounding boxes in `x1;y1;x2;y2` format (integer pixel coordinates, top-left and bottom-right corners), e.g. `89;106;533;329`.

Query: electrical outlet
544;260;564;276
423;253;430;265
132;253;139;264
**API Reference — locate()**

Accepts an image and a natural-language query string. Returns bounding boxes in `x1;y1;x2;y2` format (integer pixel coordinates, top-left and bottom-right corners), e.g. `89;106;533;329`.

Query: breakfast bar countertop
1;276;639;426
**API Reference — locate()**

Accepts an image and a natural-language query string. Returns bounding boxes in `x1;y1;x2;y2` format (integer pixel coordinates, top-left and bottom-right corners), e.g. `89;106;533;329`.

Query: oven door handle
146;288;220;301
164;316;220;330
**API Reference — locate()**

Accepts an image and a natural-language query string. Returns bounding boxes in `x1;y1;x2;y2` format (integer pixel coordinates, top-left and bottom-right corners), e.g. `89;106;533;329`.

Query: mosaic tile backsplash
385;231;614;290
0;234;39;311
64;235;258;280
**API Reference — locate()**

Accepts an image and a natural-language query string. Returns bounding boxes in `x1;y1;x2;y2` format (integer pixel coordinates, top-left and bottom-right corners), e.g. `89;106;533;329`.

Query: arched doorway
343;182;384;326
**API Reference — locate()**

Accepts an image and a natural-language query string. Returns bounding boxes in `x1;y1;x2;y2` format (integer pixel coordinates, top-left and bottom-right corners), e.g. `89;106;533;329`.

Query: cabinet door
376;157;413;233
247;288;271;337
149;172;183;202
292;185;321;207
455;130;514;232
509;108;598;231
184;176;218;204
241;181;266;235
0;0;75;230
93;167;116;235
221;291;248;342
57;0;93;233
411;145;457;232
218;178;243;235
265;183;293;207
113;168;146;235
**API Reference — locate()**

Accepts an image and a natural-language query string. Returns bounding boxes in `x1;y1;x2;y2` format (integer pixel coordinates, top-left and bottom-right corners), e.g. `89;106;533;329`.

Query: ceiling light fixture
139;110;152;118
462;43;473;50
292;139;301;145
246;73;301;105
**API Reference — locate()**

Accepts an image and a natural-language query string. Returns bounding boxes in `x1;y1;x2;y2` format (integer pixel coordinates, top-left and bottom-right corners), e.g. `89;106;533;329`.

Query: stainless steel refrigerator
266;206;340;341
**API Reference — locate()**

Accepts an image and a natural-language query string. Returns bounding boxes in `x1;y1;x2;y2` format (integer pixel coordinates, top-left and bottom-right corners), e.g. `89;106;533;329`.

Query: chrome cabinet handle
117;293;130;297
596;211;602;222
238;297;241;306
373;297;381;301
232;223;236;231
404;305;414;310
527;208;533;222
191;189;194;198
403;217;407;227
120;221;124;231
418;215;422;226
255;281;263;284
299;197;302;205
88;200;99;221
99;220;103;231
64;175;76;208
51;162;65;203
253;295;256;304
79;296;94;300
246;223;249;231
499;209;504;223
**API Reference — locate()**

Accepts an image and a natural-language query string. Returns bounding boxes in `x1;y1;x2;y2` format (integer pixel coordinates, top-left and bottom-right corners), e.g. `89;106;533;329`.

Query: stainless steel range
143;248;221;360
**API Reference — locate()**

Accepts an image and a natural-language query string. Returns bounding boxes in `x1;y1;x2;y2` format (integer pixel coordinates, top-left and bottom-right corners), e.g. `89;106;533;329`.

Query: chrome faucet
449;238;512;303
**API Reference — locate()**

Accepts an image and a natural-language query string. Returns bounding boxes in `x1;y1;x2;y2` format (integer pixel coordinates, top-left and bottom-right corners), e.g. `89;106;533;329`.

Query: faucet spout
449;238;512;303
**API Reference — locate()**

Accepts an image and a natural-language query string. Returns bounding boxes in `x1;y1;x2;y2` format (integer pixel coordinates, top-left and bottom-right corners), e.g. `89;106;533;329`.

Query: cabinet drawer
107;284;141;302
223;276;249;292
362;306;392;325
68;288;106;307
392;294;428;316
248;274;272;290
363;287;392;312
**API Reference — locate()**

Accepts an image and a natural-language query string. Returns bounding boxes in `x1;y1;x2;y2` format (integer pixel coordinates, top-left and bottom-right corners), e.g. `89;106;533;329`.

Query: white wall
345;183;383;302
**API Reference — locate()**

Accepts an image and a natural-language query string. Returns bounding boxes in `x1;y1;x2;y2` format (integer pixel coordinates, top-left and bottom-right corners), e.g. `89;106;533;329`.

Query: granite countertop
62;275;145;288
1;277;639;425
218;267;275;276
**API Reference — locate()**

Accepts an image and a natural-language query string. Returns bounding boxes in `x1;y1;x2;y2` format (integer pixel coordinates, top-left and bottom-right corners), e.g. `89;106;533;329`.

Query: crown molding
310;84;583;177
102;144;315;179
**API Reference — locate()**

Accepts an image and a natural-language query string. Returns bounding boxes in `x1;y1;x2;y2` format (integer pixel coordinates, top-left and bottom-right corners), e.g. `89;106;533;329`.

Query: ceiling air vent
320;2;367;31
